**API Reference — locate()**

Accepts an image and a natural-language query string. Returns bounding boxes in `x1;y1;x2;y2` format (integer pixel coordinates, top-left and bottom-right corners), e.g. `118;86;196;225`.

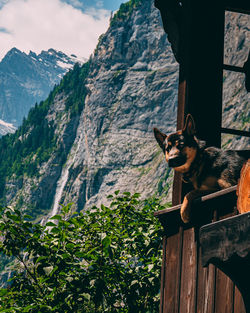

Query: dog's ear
153;128;167;150
183;114;196;136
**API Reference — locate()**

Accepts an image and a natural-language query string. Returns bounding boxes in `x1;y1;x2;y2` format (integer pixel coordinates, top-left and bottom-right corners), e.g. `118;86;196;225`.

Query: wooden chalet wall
154;0;250;312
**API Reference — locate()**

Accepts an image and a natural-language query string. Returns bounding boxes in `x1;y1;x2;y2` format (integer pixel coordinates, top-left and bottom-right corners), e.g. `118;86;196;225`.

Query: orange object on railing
237;159;250;213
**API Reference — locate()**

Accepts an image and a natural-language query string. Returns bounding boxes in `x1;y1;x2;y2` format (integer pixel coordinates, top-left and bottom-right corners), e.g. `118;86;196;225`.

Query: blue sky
62;0;126;11
0;0;127;60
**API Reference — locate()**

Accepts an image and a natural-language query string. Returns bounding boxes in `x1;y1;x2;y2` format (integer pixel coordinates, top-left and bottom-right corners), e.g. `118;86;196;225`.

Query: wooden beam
154;185;237;216
199;212;250;312
221;128;250;138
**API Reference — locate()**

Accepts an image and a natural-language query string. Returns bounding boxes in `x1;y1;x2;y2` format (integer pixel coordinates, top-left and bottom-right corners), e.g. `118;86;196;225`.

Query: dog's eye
165;145;171;152
178;141;184;148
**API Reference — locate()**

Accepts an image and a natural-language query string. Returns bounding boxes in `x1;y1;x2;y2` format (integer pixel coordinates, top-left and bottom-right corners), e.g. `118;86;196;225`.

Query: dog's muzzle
168;155;186;168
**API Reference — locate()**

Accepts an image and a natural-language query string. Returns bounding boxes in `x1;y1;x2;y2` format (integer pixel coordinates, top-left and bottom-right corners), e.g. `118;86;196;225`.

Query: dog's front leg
181;189;215;223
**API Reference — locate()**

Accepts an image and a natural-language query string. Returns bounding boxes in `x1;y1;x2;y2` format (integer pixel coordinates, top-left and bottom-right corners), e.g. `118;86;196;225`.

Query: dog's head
154;114;199;173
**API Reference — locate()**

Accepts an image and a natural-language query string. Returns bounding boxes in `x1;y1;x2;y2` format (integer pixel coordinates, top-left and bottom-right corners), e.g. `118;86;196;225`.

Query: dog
154;114;246;223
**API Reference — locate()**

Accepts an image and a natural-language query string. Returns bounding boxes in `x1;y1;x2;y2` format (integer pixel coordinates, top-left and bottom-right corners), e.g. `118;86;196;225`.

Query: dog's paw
180;196;191;223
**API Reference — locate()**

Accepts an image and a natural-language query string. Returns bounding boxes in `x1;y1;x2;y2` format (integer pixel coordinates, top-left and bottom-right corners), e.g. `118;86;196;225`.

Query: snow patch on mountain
0;119;16;136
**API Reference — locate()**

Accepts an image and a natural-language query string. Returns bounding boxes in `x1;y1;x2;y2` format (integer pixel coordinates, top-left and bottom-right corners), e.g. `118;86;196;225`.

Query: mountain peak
8;47;21;53
2;47;23;60
0;47;85;127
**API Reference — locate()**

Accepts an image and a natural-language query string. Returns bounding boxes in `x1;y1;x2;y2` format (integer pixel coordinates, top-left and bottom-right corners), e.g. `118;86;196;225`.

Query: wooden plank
183;0;224;148
176;76;187;131
234;286;246;313
179;228;197;313
221;127;250;138
163;232;183;313
207;210;234;313
223;64;245;73
196;209;218;313
159;56;186;313
225;0;250;14
196;247;215;313
214;269;234;313
160;236;167;313
214;207;235;313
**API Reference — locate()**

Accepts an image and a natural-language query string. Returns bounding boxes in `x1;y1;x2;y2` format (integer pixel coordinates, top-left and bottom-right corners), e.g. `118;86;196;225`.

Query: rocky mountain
0;48;85;132
0;0;178;218
0;0;248;221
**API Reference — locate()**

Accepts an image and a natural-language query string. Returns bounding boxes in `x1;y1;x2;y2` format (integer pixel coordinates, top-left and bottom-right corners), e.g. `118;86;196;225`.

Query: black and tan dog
154;114;245;223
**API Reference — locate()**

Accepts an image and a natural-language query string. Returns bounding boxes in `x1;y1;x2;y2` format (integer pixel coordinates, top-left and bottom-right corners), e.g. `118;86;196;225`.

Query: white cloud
0;0;110;60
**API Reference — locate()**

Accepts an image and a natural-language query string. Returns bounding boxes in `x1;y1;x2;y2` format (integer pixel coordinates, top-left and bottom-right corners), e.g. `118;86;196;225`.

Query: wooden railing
154;185;238;236
154;185;248;313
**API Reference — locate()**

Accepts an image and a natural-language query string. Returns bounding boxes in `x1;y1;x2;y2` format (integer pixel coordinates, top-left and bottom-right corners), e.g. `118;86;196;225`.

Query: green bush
0;192;163;312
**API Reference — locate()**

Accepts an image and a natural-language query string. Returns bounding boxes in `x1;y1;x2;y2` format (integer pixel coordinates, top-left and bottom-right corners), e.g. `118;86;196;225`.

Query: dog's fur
154;114;245;223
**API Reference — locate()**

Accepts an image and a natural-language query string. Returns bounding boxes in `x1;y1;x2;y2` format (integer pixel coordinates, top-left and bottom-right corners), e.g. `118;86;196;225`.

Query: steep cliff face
55;0;178;211
2;0;178;216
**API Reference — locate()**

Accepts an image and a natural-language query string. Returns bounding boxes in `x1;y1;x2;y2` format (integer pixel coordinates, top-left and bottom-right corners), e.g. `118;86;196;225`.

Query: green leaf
102;236;111;248
35;256;47;264
66;243;75;250
131;280;138;286
46;222;57;227
23;214;33;220
81;293;91;301
133;193;141;198
50;227;60;234
50;215;62;221
100;232;106;241
0;288;8;296
62;203;73;214
75;251;86;258
123;191;131;196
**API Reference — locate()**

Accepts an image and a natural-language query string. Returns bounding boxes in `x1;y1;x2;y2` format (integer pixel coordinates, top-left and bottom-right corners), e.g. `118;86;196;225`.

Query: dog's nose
168;156;180;168
168;155;186;168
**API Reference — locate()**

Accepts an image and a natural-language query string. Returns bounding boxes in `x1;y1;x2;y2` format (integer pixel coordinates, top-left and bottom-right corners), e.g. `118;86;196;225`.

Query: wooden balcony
154;185;249;313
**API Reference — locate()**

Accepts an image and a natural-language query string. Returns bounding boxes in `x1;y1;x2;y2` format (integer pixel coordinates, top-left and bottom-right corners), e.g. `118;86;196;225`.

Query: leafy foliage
0;192;163;312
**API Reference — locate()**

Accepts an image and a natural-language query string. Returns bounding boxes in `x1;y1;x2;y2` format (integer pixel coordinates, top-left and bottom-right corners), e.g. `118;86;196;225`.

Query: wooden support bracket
199;212;250;312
